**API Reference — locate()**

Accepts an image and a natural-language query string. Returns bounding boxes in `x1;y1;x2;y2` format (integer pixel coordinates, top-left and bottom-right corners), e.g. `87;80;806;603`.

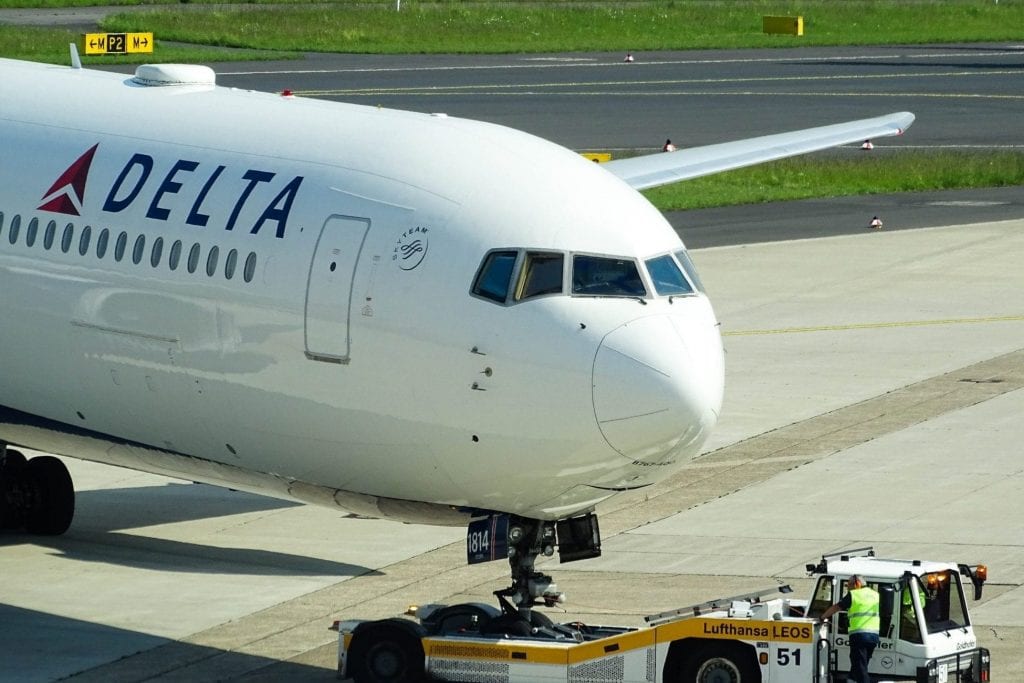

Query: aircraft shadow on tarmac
0;604;335;683
0;483;379;577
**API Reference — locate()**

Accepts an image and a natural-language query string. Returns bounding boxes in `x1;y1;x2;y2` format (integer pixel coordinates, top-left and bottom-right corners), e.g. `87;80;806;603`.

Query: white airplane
0;54;912;605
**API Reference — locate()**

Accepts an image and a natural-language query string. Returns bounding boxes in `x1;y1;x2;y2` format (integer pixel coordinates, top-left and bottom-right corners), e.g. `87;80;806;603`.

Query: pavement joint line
66;348;1024;681
683;454;814;468
723;314;1024;336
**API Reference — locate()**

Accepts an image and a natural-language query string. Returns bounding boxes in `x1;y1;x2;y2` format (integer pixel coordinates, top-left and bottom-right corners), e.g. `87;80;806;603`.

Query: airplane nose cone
592;313;723;464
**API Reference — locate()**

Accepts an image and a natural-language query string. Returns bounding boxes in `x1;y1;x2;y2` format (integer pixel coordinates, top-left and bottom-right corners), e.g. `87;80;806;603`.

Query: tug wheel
679;642;759;683
350;621;425;683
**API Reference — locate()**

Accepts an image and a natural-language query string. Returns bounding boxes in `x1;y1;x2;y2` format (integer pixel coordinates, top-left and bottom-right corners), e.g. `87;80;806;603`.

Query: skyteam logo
393;226;429;271
38;144;99;216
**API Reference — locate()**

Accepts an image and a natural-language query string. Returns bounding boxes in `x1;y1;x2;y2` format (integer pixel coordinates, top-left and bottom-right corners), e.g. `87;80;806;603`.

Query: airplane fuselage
0;60;724;525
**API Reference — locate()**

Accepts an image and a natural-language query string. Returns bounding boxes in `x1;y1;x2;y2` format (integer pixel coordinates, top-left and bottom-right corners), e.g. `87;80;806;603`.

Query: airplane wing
603;111;915;191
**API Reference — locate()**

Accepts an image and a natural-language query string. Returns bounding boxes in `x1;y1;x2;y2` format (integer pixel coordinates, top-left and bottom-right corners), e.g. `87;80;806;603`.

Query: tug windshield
921;571;970;633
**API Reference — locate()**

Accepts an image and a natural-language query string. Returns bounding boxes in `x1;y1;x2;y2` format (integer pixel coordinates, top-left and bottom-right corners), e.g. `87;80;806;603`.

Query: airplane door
304;215;370;363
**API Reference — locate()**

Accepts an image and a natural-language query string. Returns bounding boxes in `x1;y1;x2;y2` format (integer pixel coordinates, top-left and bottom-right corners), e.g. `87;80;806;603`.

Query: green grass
4;1;1024;63
642;150;1024;211
91;0;1024;54
0;0;360;5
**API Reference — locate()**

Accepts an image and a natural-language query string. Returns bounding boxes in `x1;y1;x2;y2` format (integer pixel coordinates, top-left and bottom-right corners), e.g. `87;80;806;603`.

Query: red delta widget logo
38;144;304;238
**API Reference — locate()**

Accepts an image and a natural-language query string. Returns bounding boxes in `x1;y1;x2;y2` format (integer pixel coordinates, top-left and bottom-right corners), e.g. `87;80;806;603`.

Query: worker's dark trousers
848;631;880;683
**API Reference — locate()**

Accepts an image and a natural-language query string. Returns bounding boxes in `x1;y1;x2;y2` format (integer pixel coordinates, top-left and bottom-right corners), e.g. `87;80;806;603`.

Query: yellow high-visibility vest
849;587;880;634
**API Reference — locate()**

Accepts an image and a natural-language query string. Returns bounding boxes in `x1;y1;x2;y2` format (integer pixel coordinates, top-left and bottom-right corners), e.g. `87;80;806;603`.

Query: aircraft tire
24;456;75;535
1;449;30;529
2;448;28;472
350;620;425;683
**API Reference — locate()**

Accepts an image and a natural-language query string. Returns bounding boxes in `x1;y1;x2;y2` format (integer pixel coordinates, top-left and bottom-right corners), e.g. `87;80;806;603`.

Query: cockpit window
646;254;694;296
472;250;518;303
516;252;564;301
572;255;646;298
674;249;706;293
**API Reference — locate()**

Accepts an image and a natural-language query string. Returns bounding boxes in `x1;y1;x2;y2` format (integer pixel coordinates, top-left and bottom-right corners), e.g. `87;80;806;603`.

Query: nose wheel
1;446;75;535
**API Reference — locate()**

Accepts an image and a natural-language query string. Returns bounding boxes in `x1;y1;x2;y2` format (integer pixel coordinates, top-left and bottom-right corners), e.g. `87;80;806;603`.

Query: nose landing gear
498;518;562;622
487;513;601;631
1;445;75;535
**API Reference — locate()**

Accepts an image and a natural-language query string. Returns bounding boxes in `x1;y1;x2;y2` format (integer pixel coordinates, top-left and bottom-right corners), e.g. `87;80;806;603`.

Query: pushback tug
334;548;990;683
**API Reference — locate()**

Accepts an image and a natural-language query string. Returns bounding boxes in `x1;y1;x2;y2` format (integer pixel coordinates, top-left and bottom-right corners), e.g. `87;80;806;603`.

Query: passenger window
8;215;21;245
516;252;564;301
150;237;164;267
187;243;201;274
224;249;238;280
674;249;706;293
206;246;220;277
243;251;257;283
44;221;57;250
646;254;694;296
25;218;39;248
114;232;128;262
61;223;74;253
0;212;4;239
79;226;92;256
472;250;518;303
96;229;109;259
168;240;182;271
132;234;146;265
572;255;646;297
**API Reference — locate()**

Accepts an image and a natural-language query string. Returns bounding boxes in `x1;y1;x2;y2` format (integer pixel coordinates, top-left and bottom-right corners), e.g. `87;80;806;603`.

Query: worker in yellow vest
821;574;880;683
900;583;927;642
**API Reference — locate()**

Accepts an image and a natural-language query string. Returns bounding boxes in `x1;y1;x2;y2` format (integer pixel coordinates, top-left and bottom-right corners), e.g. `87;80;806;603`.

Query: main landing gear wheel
25;455;75;535
1;449;75;535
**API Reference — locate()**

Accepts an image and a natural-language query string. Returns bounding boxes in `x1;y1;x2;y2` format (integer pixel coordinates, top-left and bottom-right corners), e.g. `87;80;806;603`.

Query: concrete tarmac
2;212;1022;681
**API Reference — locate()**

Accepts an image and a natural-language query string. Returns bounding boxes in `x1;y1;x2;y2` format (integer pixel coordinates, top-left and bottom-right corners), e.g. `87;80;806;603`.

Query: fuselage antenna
70;42;82;70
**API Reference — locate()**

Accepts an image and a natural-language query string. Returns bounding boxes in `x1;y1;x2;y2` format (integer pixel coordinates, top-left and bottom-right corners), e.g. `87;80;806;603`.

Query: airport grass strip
7;1;1024;63
642;150;1024;211
88;1;1024;55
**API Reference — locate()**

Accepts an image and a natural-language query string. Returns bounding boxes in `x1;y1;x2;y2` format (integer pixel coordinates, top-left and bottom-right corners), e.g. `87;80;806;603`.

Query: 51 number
777;648;802;666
